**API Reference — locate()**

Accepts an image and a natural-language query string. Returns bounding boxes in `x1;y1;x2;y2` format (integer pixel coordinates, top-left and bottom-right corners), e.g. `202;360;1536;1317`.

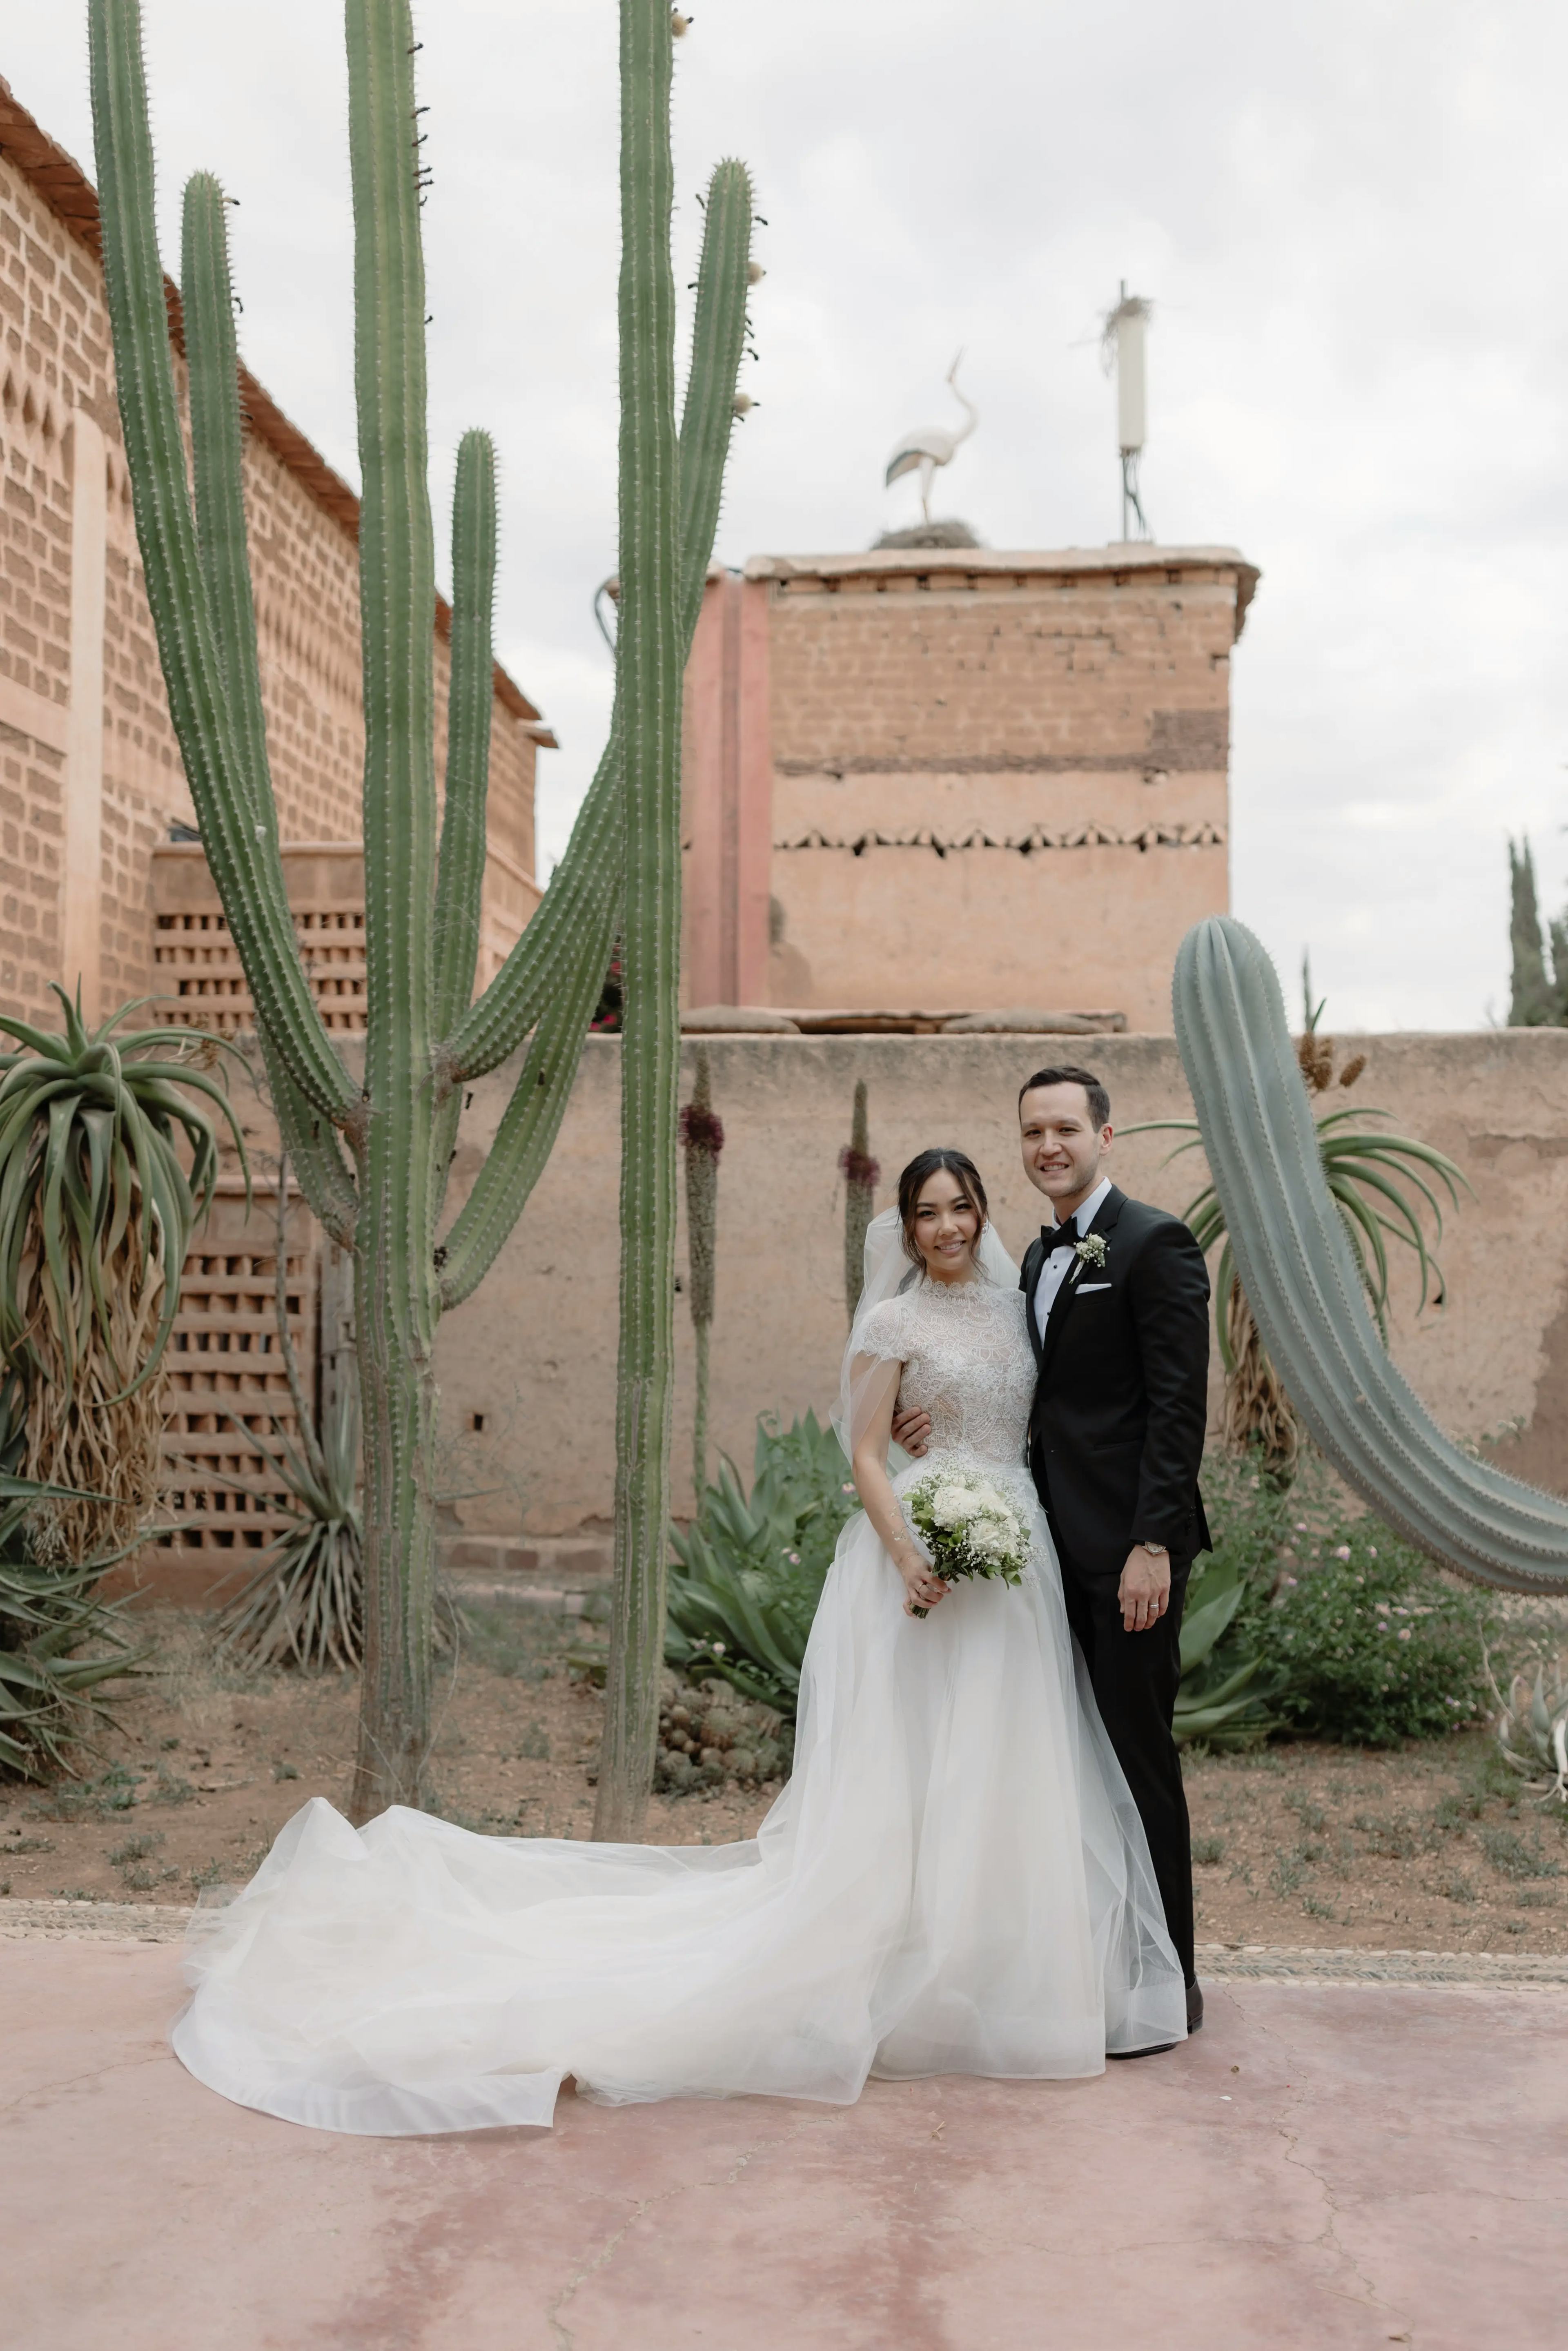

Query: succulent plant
1172;1548;1274;1748
666;1411;858;1716
1127;1087;1468;1478
0;1382;148;1779
212;1168;363;1673
0;987;242;1564
1488;1650;1568;1803
1173;916;1568;1593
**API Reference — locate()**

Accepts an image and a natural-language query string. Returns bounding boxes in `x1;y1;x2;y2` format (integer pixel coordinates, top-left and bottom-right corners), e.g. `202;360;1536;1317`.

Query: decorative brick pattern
156;1183;318;1585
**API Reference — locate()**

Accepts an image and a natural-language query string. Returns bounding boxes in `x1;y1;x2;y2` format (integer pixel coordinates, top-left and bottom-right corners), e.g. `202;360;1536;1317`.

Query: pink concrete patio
4;1915;1563;2351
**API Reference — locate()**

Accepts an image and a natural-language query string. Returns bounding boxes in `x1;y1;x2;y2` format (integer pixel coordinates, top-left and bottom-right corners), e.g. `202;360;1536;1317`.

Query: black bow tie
1041;1225;1081;1255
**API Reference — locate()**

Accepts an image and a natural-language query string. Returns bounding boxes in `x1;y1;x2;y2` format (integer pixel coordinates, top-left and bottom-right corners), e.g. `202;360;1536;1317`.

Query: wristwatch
1136;1540;1168;1557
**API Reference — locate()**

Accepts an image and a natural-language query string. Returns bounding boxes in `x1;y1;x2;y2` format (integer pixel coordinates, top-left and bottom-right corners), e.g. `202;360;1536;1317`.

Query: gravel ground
2;1600;1563;1957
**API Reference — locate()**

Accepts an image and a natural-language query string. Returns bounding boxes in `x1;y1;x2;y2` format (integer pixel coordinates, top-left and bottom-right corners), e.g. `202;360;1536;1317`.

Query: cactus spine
89;0;755;1814
1174;916;1568;1593
680;1047;724;1498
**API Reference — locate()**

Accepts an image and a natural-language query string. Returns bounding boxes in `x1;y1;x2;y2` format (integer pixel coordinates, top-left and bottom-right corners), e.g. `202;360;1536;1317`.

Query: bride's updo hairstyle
896;1148;990;1274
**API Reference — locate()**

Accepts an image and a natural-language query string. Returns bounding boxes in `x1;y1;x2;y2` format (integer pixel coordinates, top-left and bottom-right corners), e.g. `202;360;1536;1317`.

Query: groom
895;1064;1211;2046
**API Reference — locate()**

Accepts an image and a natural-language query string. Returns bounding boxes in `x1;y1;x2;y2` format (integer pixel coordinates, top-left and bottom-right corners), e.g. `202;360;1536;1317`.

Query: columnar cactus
1174;916;1568;1593
89;0;755;1816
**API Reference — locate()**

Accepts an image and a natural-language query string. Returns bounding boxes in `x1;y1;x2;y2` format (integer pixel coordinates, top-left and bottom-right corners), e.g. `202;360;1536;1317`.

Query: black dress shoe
1106;1979;1202;2061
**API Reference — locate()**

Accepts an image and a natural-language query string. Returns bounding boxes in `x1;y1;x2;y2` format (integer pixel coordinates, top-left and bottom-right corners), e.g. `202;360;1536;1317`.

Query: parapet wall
435;1028;1568;1563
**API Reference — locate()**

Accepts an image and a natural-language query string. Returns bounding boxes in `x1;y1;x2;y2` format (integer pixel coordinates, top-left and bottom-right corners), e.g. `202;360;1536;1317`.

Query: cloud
13;0;1567;1024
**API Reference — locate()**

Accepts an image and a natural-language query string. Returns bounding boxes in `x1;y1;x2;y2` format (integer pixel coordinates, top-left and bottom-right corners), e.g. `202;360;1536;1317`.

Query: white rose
930;1484;971;1528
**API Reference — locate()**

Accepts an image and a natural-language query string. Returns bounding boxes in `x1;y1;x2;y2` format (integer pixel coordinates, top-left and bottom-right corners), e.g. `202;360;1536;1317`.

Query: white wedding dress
173;1237;1186;2137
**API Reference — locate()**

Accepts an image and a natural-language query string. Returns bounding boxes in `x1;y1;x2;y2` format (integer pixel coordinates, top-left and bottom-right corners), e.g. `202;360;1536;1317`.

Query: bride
172;1148;1186;2135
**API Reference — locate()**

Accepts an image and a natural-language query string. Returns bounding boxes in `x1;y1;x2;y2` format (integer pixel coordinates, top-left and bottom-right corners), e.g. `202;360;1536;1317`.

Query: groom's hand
1118;1547;1171;1633
891;1403;931;1457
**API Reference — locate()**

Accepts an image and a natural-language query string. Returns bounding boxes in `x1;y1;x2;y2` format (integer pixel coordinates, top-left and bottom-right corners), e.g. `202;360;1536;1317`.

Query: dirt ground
3;1599;1564;1956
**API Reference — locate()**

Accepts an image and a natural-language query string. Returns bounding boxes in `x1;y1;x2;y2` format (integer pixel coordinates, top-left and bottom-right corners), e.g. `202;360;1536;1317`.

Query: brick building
0;75;550;1032
682;546;1258;1033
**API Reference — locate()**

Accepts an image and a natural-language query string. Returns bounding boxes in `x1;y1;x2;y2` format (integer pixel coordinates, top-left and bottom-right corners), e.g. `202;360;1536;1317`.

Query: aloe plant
1129;1060;1468;1473
0;987;242;1565
0;1383;148;1779
89;0;755;1818
1173;916;1568;1593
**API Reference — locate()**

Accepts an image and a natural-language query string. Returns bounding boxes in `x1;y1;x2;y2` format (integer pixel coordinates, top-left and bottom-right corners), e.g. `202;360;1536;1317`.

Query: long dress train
172;1276;1186;2135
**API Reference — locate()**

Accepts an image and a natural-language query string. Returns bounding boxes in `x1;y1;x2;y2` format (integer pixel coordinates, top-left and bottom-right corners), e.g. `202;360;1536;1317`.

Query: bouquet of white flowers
904;1470;1031;1618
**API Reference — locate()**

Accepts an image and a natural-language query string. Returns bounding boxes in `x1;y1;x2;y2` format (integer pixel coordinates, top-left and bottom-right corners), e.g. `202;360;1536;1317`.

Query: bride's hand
895;1544;949;1615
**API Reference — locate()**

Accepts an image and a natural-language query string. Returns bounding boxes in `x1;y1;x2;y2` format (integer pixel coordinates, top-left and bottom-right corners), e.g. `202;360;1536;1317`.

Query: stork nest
872;521;982;550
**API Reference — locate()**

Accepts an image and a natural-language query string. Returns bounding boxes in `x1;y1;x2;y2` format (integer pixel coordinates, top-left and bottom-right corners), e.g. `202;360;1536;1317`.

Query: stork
884;353;977;524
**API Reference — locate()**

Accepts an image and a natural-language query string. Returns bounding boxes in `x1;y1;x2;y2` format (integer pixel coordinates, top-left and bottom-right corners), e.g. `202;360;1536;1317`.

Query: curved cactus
90;0;756;1815
1174;916;1568;1594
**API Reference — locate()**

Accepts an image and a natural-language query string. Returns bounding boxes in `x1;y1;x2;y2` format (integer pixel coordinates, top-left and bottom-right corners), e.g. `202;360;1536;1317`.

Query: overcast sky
11;1;1568;1029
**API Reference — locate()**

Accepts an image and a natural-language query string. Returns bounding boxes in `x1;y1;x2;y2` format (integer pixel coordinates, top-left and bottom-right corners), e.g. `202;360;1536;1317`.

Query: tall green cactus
1174;916;1568;1594
89;0;755;1815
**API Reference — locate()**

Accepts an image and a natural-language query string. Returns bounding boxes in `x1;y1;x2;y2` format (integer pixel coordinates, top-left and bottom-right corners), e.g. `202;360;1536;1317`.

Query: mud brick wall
0;113;542;1031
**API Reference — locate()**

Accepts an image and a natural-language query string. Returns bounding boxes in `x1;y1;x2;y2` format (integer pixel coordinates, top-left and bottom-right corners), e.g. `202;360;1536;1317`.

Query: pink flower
1333;1545;1352;1561
1368;1547;1379;1559
1397;1628;1411;1641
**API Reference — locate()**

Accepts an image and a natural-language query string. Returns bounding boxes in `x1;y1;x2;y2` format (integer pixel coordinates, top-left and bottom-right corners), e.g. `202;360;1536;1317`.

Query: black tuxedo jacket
1020;1185;1212;1580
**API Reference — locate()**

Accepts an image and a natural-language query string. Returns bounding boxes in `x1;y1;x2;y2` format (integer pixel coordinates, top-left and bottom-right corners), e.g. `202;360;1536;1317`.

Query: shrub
1230;1465;1496;1745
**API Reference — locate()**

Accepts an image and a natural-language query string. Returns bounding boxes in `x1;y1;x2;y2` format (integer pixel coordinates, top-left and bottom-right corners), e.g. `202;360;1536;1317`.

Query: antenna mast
1102;281;1152;542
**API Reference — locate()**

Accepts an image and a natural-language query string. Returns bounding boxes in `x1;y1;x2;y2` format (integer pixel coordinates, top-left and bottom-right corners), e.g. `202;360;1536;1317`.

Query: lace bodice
858;1278;1035;1469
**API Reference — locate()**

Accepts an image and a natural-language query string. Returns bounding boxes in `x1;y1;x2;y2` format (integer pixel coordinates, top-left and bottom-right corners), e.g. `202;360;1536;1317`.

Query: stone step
438;1534;610;1588
449;1583;603;1618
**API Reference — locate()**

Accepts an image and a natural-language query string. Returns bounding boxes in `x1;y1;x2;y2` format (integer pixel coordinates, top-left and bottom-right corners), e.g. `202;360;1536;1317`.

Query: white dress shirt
1032;1176;1113;1339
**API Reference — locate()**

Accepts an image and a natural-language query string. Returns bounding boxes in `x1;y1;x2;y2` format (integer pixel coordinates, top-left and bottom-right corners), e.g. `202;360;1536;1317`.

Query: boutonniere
1073;1233;1108;1272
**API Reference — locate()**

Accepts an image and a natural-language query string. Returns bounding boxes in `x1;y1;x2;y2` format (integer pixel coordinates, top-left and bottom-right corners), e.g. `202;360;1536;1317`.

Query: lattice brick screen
156;1182;320;1569
151;842;369;1035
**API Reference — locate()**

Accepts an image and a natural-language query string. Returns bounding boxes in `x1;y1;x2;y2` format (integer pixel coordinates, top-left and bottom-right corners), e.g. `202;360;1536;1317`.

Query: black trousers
1058;1548;1195;1985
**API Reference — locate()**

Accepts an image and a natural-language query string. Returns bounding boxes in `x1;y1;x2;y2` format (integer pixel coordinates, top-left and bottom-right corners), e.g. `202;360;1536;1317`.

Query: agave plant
213;1168;362;1672
1172;1547;1274;1748
1487;1649;1568;1803
0;1377;148;1779
0;987;243;1564
666;1412;858;1715
1127;1033;1468;1474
